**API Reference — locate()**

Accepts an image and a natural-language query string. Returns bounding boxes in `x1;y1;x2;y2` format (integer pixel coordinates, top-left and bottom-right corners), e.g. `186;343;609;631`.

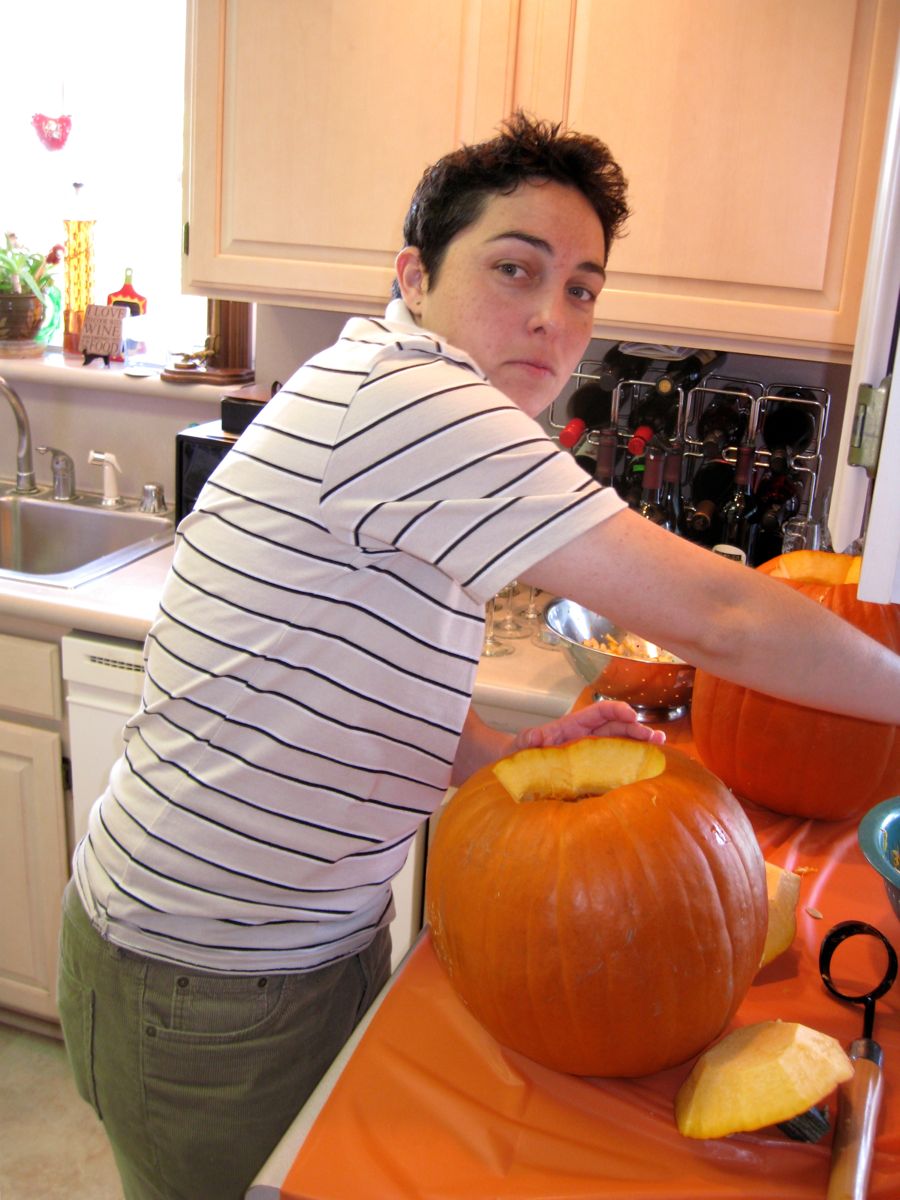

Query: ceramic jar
0;292;45;357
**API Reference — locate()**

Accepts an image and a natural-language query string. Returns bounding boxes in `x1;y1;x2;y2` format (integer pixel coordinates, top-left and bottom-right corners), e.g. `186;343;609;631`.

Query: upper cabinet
183;0;519;312
183;0;900;359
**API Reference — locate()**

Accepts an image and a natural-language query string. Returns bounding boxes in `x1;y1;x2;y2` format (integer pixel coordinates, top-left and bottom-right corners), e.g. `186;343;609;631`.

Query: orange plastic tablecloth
280;797;899;1200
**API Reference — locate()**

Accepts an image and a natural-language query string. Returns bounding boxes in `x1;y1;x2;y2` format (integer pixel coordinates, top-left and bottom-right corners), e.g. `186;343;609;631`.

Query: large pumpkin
426;737;767;1078
692;551;900;821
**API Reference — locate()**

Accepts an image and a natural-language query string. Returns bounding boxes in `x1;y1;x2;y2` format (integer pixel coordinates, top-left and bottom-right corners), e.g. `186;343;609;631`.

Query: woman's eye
496;262;526;279
569;284;598;303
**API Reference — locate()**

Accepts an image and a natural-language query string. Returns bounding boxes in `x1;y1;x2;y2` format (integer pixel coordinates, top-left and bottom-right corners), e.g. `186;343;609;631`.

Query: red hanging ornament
107;268;147;316
32;114;72;151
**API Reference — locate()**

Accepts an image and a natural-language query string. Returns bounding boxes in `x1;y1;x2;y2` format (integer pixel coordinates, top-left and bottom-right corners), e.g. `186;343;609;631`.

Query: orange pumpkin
692;551;900;822
425;737;767;1078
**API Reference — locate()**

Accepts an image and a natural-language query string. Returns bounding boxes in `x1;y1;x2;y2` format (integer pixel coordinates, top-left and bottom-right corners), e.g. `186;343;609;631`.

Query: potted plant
0;233;64;356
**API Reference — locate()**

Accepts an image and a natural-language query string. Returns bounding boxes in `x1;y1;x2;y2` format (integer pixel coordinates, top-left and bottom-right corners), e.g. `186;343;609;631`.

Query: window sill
0;350;224;407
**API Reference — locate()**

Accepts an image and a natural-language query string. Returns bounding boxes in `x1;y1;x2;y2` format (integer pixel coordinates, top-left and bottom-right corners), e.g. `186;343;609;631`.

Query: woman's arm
521;506;900;725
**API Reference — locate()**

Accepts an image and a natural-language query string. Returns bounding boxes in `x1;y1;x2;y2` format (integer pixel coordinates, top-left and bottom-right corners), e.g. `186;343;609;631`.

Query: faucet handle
36;445;76;501
139;481;167;513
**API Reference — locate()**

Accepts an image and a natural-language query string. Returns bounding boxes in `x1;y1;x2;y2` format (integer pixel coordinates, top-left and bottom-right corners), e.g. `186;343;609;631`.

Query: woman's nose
527;292;564;334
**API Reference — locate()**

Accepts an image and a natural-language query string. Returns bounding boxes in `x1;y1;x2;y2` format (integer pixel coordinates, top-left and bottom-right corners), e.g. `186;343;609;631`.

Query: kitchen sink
0;489;176;588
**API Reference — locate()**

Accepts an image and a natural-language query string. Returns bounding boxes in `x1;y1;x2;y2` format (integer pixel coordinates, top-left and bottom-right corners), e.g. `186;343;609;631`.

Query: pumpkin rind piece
692;551;900;821
675;1019;854;1139
426;738;768;1078
759;862;802;968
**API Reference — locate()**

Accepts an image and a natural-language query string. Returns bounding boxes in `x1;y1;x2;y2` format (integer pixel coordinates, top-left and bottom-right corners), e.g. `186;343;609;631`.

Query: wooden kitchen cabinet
183;0;519;311
184;0;899;358
0;635;68;1026
515;0;900;357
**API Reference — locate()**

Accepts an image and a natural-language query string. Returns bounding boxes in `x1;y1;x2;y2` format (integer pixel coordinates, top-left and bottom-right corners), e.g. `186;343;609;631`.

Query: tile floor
0;1022;123;1200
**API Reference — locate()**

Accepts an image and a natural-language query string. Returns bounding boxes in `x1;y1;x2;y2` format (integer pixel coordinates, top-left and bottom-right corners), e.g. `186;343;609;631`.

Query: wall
0;358;221;504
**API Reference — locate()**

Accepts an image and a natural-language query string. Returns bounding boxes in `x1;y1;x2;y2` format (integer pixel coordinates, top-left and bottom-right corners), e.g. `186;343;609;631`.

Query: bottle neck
733;444;755;491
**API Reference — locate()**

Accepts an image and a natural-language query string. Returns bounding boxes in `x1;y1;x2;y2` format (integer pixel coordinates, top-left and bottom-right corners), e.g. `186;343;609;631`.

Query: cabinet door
0;721;67;1022
184;0;518;311
516;0;900;356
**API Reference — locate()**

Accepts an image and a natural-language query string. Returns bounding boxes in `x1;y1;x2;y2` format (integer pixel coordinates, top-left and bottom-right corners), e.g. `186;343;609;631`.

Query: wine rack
550;359;831;560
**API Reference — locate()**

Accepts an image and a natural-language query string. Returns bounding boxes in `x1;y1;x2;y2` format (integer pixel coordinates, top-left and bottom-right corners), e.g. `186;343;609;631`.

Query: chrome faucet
37;445;76;500
0;375;37;493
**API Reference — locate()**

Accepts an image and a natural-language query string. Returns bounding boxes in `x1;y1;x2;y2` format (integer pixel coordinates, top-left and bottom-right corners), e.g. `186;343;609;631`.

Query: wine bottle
567;347;650;428
661;439;685;533
567;381;613;430
573;430;600;475
636;448;670;526
762;389;816;474
718;444;759;557
626;393;678;456
653;349;724;397
685;459;735;544
757;470;802;532
558;416;586;450
750;468;803;565
696;391;748;460
593;426;619;489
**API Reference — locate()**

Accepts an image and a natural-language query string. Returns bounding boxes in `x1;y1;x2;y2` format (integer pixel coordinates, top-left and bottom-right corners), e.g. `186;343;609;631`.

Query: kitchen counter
0;545;173;642
248;782;900;1200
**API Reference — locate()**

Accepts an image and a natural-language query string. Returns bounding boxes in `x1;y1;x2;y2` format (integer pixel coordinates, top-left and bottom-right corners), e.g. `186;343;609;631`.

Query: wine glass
531;621;562;651
494;582;529;639
515;584;542;622
481;594;512;657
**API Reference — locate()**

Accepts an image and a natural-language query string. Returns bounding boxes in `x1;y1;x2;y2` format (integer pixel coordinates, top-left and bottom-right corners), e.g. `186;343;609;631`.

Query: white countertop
0;545;173;642
471;619;583;723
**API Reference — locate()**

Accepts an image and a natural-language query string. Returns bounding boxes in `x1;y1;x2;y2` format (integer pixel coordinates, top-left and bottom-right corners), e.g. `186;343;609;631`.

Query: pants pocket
57;962;102;1119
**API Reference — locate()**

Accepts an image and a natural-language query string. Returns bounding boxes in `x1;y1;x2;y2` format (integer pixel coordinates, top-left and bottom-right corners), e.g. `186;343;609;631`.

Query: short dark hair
398;111;630;292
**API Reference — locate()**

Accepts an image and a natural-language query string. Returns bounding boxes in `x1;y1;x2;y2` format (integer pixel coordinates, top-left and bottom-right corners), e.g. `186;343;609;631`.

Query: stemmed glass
493;581;530;639
481;594;512;657
516;585;542;622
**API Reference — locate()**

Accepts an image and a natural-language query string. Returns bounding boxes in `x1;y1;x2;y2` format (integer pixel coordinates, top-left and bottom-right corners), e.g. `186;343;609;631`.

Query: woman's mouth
509;360;555;379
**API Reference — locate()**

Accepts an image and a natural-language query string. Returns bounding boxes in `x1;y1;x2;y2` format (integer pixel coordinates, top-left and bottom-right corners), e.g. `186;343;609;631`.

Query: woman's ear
395;246;428;317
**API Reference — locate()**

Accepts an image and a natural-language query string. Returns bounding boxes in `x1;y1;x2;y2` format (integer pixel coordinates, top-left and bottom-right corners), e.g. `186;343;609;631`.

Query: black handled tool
820;920;897;1200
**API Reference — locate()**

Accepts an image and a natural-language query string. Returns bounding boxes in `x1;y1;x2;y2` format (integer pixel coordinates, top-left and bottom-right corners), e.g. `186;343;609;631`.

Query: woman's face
397;180;607;417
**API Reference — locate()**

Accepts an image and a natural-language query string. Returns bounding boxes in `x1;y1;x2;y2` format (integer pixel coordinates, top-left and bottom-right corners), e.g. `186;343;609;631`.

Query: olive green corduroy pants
57;881;391;1200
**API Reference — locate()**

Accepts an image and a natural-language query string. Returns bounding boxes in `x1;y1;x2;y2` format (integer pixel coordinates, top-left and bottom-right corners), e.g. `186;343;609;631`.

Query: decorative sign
78;304;127;366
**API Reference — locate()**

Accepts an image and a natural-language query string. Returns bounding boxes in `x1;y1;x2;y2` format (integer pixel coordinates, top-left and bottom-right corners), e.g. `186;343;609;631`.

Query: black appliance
175;419;237;522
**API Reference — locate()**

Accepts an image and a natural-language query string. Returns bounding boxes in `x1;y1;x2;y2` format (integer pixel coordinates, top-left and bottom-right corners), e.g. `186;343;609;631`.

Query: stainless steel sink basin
0;490;175;588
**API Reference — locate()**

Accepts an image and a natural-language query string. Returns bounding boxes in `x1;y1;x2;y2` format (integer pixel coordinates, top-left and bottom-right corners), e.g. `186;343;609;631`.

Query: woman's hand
512;699;665;751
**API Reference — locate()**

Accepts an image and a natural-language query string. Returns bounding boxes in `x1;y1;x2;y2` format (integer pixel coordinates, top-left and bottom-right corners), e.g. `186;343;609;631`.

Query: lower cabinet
0;631;69;1027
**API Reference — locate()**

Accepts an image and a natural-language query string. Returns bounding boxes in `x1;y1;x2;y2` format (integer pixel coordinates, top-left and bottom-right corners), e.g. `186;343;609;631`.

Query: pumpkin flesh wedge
426;738;768;1078
760;862;802;968
675;1020;854;1139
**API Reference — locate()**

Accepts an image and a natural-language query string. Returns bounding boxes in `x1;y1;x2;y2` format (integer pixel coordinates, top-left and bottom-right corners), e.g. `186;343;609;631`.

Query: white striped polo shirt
73;303;625;972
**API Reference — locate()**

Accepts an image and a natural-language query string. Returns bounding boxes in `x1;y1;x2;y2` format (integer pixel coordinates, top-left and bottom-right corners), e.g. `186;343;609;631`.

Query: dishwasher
61;631;146;847
59;631;426;970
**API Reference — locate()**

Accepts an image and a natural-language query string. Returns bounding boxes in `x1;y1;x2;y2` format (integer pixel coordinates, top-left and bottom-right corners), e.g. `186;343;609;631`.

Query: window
2;0;207;365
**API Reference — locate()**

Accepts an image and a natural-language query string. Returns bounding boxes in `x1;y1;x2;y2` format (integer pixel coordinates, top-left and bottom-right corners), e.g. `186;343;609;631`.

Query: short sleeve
320;350;626;603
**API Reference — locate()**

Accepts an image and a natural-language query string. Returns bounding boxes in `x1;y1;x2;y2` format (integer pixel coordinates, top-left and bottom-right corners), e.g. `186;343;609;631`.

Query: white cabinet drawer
0;634;62;721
